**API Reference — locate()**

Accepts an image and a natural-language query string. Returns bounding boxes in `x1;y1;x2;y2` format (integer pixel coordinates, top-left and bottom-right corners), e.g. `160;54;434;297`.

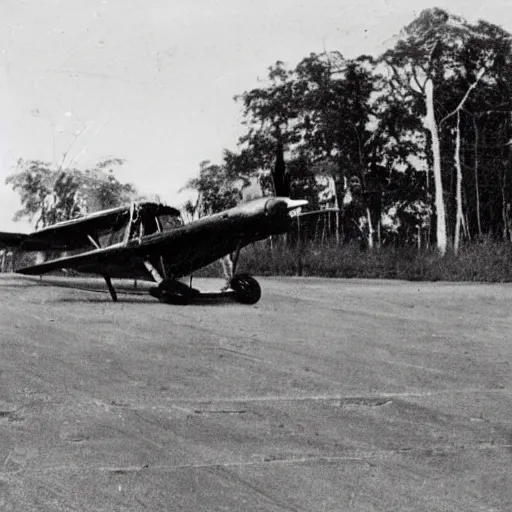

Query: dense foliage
186;8;512;253
6;7;512;270
6;158;136;228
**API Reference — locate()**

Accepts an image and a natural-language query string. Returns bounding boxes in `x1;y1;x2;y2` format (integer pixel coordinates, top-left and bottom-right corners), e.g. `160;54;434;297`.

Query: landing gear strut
103;275;118;302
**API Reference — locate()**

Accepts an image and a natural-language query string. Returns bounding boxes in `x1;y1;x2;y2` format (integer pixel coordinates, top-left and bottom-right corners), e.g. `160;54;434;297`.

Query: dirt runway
0;274;511;511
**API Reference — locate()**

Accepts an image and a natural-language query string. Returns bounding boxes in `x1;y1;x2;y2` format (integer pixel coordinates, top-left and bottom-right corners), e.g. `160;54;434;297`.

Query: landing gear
103;275;118;302
219;242;261;304
148;275;261;305
149;279;200;305
145;248;262;305
229;274;261;305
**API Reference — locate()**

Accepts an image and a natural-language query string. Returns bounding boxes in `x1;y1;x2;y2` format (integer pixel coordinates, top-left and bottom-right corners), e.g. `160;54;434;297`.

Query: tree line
5;8;512;257
5;158;136;229
184;8;512;254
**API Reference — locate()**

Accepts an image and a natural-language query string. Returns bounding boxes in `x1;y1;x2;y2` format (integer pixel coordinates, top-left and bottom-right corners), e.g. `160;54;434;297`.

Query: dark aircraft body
0;197;306;304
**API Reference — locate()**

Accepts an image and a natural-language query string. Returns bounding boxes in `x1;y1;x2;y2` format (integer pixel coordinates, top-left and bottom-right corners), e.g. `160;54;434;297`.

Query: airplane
0;197;307;304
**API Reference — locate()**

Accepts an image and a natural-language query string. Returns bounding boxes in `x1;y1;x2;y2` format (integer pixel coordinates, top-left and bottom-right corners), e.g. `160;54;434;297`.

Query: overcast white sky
0;0;510;231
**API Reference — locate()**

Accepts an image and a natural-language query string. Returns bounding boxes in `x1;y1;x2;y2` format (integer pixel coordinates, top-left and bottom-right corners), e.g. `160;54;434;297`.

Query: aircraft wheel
230;274;261;305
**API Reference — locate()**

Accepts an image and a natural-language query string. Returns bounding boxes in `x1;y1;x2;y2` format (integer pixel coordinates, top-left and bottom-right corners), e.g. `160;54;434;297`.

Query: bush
197;237;512;282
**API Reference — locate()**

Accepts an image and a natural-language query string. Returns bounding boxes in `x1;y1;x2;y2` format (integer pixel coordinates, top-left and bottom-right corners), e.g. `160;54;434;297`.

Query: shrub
196;237;512;282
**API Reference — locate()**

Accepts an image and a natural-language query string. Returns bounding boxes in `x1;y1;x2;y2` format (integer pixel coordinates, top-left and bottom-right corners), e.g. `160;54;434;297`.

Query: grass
8;236;512;283
197;237;512;283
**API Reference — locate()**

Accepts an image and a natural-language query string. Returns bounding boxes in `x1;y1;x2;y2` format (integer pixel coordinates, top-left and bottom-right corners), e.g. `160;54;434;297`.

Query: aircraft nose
264;197;308;215
264;198;288;216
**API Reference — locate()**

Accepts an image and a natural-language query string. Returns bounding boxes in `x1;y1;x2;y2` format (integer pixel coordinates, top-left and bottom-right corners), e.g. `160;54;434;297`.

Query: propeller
280;198;308;211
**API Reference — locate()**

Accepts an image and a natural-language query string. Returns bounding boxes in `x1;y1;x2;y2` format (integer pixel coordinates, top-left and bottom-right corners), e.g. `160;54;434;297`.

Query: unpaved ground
0;274;511;511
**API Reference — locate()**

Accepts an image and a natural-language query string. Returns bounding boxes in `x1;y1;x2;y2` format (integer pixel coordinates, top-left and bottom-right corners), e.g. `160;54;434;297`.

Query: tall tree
236;53;378;240
381;8;512;251
182;160;245;217
181;8;512;249
6;158;136;228
381;10;456;254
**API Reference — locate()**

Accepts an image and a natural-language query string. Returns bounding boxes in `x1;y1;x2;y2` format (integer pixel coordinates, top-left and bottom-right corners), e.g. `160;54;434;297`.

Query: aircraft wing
1;203;181;252
23;207;131;251
14;223;235;279
0;232;29;249
16;244;130;276
0;231;83;252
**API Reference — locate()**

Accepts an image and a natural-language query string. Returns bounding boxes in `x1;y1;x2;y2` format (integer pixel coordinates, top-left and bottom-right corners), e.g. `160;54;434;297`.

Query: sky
0;0;510;231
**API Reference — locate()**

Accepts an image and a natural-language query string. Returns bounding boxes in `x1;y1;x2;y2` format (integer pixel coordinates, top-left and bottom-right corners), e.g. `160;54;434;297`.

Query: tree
381;10;455;254
81;159;137;212
439;67;487;251
178;8;512;250
459;22;512;240
6;158;136;228
235;53;379;242
182;160;245;217
6;160;58;229
380;8;512;252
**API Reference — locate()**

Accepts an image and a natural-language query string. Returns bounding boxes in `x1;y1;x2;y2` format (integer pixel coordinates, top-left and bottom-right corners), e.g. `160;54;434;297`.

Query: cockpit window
158;214;183;231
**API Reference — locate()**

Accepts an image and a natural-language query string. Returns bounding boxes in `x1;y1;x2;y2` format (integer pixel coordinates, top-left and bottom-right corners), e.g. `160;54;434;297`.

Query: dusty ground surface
0;273;511;511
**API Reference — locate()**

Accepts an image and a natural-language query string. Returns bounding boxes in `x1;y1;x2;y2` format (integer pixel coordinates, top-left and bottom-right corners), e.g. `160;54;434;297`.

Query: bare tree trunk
501;167;509;241
424;78;447;255
463;212;470;240
454;111;464;253
296;215;303;276
472;117;482;237
328;176;341;244
438;67;486;250
366;208;374;249
335;210;340;245
505;126;512;241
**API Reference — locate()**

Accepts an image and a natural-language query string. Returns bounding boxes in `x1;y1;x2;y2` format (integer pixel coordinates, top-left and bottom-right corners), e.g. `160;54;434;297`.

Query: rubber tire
230;274;261;305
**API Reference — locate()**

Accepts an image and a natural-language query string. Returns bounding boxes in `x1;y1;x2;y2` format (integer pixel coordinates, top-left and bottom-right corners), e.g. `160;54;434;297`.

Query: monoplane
0;197;306;304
